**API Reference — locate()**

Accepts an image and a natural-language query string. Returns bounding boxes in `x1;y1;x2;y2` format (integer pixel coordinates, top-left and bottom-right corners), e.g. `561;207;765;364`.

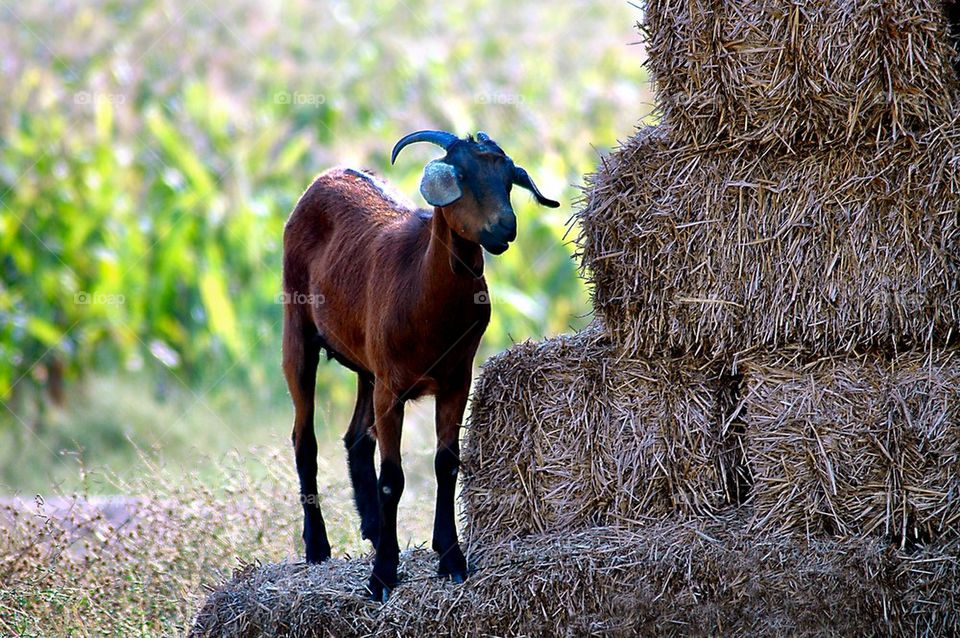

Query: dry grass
0;452;297;637
0;441;439;637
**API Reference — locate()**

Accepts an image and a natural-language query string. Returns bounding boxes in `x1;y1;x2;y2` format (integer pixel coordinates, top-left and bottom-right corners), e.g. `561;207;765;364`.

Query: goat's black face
443;136;519;254
391;130;560;255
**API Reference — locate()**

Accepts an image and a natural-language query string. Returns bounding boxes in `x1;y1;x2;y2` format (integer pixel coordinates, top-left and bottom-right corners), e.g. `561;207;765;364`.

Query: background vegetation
0;1;651;634
0;0;650;491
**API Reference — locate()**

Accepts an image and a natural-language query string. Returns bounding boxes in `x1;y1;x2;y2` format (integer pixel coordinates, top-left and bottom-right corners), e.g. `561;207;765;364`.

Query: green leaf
26;317;63;348
145;108;217;197
199;262;243;361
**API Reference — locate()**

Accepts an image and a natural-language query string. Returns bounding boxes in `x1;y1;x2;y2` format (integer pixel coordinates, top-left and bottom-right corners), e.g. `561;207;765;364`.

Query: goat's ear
513;166;560;208
420;160;463;207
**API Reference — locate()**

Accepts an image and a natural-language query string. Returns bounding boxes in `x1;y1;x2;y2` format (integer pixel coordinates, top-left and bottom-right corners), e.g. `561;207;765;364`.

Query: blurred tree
0;0;649;426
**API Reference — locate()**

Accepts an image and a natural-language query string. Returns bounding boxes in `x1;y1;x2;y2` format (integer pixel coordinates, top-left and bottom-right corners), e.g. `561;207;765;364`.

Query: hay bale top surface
190;516;959;637
645;0;960;148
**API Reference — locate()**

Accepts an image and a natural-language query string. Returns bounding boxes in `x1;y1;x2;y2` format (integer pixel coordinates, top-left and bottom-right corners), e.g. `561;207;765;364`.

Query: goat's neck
425;207;484;281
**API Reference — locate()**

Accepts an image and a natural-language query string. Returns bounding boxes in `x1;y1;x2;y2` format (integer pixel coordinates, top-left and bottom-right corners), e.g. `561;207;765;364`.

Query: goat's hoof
437;545;467;582
367;559;398;603
366;577;393;603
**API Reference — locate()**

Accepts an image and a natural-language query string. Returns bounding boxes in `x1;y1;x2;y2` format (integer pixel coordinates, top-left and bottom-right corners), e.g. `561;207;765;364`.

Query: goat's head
391;130;560;254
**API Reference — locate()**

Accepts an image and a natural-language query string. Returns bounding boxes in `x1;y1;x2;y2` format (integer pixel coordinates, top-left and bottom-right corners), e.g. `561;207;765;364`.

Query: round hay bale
644;0;960;148
189;516;960;637
579;123;960;359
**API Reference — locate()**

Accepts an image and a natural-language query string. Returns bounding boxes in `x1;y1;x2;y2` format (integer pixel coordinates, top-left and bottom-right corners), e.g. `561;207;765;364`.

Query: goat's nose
498;213;517;241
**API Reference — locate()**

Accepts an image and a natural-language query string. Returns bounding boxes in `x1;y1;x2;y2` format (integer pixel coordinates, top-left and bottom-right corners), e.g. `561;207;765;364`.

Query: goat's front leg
433;382;469;582
368;383;405;602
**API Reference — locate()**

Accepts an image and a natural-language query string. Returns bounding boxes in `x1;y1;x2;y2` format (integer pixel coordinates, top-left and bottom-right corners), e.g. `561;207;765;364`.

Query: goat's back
282;167;429;374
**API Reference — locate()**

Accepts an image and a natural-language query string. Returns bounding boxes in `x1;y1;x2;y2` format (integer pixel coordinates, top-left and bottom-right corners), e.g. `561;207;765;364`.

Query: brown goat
281;130;559;600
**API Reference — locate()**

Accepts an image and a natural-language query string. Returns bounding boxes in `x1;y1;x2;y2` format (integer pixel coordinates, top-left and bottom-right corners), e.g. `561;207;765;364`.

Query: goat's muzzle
478;210;517;254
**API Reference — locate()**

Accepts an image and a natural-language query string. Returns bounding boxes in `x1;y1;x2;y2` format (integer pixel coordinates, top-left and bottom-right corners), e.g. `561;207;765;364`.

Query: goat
281;130;559;600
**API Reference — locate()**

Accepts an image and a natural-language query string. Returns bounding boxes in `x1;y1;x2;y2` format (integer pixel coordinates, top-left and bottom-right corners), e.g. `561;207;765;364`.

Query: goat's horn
391;130;459;164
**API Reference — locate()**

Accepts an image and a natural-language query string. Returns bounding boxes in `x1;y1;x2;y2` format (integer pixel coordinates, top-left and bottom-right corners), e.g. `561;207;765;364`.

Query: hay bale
464;323;959;549
644;0;960;148
461;323;745;547
189;516;960;637
579;124;960;359
744;348;960;546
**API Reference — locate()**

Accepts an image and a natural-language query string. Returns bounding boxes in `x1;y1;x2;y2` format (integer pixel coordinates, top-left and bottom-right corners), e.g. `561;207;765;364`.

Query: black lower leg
946;1;960;77
345;429;380;547
295;430;331;563
433;444;466;578
369;459;404;598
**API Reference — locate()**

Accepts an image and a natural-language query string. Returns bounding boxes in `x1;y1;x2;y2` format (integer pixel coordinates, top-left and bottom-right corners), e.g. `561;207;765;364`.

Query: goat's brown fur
283;167;491;396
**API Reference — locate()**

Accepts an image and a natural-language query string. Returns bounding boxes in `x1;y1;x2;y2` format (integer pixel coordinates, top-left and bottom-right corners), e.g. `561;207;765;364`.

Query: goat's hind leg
344;374;379;549
283;316;331;564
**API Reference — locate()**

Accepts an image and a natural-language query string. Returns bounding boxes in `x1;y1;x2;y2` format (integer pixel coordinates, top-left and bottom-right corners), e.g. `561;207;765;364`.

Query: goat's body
281;132;557;599
284;167;490;399
281;166;492;596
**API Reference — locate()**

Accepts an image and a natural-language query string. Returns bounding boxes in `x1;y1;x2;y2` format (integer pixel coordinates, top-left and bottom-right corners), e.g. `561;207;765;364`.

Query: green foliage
0;0;647;447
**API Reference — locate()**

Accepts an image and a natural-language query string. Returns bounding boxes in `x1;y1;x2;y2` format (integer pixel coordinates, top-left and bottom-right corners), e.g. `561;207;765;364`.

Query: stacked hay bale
462;324;744;547
461;0;960;632
192;2;960;635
